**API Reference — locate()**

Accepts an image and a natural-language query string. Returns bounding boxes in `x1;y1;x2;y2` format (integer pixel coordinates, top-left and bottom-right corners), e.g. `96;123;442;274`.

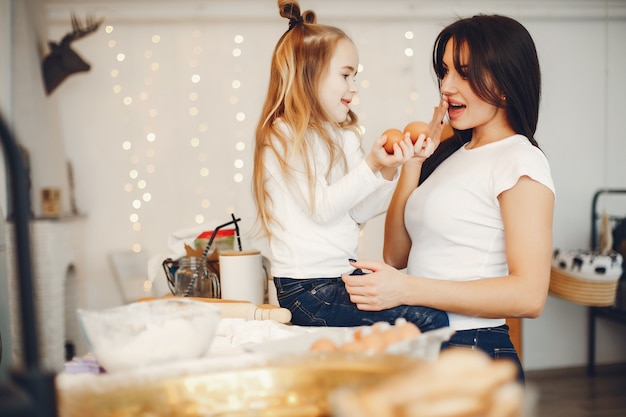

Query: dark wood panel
507;317;522;361
526;363;626;417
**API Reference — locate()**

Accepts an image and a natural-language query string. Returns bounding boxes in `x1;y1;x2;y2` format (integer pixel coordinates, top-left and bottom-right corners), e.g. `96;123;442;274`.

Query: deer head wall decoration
42;14;103;95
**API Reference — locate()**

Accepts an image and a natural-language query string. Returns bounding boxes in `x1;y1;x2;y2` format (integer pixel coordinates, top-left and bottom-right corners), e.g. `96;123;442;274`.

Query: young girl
344;14;555;381
252;0;449;331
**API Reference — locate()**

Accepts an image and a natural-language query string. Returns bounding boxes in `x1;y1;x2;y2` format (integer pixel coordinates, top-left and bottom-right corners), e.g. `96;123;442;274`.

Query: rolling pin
139;296;292;324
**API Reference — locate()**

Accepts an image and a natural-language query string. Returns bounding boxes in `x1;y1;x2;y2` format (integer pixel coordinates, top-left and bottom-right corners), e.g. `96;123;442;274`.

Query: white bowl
77;298;220;373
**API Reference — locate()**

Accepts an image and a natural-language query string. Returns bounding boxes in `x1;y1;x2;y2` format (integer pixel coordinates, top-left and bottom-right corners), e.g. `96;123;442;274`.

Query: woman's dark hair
421;14;541;185
419;132;469;185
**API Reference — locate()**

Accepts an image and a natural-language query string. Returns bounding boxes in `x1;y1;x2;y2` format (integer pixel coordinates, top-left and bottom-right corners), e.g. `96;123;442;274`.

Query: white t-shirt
405;135;555;331
264;124;397;279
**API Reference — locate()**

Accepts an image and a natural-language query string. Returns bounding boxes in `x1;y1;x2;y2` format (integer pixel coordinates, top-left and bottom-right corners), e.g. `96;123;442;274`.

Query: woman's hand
342;259;408;311
427;96;450;147
410;133;437;164
401;97;449;168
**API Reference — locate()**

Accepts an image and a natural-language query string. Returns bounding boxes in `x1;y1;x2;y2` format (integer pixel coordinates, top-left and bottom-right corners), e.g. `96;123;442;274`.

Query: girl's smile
318;38;359;123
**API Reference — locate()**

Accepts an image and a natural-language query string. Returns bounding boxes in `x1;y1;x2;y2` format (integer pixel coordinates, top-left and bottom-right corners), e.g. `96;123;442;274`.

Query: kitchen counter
55;319;402;417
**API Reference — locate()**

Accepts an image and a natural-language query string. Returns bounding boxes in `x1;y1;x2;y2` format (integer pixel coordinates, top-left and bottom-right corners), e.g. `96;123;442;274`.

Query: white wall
0;0;11;218
23;0;626;370
9;0;72;220
0;0;12;379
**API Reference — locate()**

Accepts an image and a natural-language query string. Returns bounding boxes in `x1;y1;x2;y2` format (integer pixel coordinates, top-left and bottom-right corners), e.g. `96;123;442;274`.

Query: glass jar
174;256;220;298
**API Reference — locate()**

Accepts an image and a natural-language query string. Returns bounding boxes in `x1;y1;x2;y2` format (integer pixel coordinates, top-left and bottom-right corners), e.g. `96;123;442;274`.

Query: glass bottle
174;256;220;298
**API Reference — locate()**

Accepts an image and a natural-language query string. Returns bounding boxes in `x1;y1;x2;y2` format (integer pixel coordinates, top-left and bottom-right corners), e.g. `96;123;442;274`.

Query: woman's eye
459;66;469;80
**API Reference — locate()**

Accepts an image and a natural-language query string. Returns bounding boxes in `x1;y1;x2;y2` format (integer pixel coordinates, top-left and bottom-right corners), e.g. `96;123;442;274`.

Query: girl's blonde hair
252;0;360;239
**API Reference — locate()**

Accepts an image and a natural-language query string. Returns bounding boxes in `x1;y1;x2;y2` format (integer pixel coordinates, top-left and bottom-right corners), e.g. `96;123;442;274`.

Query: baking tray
57;352;424;417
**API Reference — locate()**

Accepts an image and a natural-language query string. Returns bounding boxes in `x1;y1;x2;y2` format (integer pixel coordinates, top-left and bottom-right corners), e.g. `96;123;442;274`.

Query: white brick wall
6;217;85;372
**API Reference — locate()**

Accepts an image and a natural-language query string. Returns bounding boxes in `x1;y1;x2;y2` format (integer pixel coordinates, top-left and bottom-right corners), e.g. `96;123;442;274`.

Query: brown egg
397;322;421;340
338;340;367;353
382;128;405;154
403;121;430;143
353;326;370;341
381;327;404;346
310;337;338;352
360;333;387;353
371;321;391;335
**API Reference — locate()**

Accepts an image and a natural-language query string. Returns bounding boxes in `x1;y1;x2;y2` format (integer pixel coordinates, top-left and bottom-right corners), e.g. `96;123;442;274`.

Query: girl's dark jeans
273;274;449;332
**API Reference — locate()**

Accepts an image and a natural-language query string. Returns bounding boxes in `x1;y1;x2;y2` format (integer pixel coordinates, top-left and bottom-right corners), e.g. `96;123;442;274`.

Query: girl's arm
264;132;410;225
347;176;555;318
350;133;437;225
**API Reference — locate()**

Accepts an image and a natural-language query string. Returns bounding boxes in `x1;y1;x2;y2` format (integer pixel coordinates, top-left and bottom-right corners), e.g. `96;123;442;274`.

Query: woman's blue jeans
273;275;449;332
442;325;525;383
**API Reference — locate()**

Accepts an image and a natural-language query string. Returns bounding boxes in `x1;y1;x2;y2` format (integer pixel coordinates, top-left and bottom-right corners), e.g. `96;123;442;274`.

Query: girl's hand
365;133;414;180
342;259;408;311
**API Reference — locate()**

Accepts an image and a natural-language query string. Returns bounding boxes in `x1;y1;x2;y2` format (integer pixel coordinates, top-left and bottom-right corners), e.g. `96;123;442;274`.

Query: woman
343;14;555;381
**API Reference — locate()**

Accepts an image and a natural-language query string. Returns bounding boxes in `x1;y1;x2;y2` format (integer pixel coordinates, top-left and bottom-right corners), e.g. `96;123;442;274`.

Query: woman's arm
383;104;448;268
383;160;422;269
347;176;555;319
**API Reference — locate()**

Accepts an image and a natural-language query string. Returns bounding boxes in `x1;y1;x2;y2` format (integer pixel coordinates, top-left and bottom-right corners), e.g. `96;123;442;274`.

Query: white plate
242;326;455;361
242;327;354;355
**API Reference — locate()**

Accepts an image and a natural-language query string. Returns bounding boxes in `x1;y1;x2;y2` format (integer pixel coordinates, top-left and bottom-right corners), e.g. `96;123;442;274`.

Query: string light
188;26;208;225
106;23;160;252
402;28;420;117
104;21;256;253
232;34;246;189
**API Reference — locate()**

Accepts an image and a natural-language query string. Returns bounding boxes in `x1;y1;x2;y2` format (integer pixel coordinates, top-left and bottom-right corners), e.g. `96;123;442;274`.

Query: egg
394;317;408;327
353;326;371;341
397;322;421;340
403;121;430;143
382;128;406;154
371;321;391;334
338;340;367;353
310;337;338;352
360;333;387;353
381;327;404;346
